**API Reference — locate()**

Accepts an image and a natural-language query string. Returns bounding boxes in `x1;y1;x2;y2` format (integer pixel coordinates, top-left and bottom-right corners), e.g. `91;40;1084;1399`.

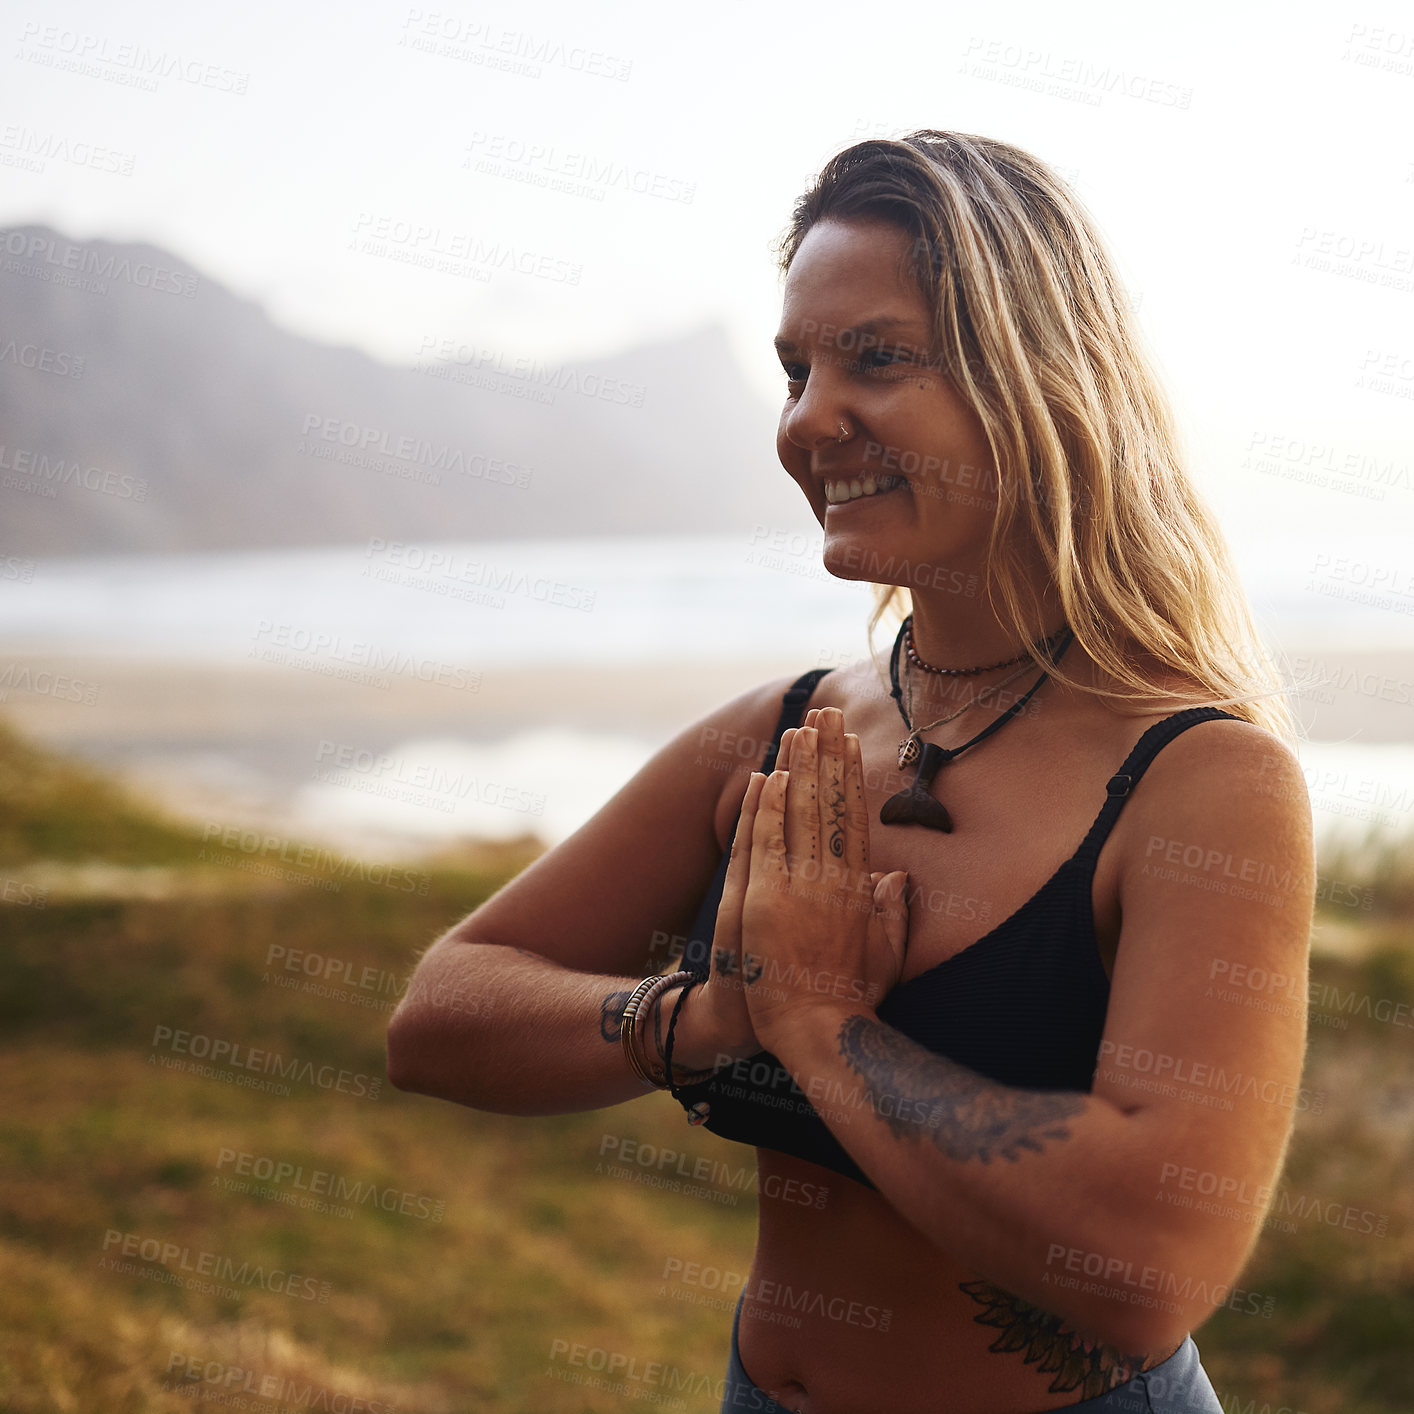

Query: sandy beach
0;651;801;859
2;645;1411;854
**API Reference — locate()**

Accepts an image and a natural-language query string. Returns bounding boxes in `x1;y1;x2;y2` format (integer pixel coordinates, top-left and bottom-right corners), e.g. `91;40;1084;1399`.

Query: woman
387;131;1315;1413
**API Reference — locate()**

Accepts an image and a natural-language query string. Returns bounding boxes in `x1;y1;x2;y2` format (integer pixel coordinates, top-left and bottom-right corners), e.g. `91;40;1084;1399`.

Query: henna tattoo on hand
600;990;630;1042
824;778;846;858
713;947;740;978
960;1281;1160;1397
837;1015;1084;1163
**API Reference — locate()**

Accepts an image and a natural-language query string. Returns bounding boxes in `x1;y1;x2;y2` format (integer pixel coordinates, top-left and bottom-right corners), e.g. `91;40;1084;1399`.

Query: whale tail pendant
879;742;955;832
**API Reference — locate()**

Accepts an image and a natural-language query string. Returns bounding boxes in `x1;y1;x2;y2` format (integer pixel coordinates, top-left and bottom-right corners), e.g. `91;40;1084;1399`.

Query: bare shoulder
1085;654;1309;819
1064;643;1315;895
1126;708;1309;819
1115;710;1316;918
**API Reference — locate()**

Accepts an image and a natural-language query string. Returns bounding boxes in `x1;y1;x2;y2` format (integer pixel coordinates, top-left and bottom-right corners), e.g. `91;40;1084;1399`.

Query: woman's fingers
724;771;764;896
749;769;790;883
714;771;764;975
777;725;797;771
871;869;910;974
813;708;847;868
785;722;819;871
785;708;869;890
844;732;870;879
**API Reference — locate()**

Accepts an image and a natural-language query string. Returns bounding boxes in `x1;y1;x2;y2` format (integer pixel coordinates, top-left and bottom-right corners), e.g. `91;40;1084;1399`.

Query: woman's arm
387;943;675;1114
385;672;800;1113
744;710;1315;1355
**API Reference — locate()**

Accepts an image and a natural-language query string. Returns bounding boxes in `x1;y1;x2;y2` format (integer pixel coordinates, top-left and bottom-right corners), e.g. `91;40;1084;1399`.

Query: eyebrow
773;317;927;354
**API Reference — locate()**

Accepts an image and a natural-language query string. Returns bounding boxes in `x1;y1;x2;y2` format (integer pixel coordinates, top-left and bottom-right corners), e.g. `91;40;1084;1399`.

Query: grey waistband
720;1293;1224;1413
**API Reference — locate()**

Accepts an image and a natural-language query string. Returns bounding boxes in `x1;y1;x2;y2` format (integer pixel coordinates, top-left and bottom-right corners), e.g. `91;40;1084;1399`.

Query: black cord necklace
880;618;1076;831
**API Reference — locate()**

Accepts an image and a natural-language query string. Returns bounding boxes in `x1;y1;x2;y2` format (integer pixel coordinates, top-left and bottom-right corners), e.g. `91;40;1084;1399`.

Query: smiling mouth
823;474;907;505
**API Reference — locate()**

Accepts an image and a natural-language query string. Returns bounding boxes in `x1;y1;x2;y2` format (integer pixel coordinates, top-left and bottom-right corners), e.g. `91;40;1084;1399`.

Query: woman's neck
898;583;1071;721
905;583;1063;671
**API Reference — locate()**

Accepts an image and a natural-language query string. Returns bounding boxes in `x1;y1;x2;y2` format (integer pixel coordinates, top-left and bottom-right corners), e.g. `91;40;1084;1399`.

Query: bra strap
1074;707;1243;866
680;668;832;976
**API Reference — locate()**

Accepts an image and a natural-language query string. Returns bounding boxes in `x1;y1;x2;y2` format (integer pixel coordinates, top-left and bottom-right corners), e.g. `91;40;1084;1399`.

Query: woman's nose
783;382;849;454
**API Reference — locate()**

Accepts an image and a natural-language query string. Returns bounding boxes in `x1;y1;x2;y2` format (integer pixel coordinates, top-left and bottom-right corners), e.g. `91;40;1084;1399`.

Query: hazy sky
4;0;1412;554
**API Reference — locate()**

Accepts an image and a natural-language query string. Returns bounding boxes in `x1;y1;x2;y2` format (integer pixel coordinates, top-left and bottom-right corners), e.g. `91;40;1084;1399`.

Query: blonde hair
777;130;1297;744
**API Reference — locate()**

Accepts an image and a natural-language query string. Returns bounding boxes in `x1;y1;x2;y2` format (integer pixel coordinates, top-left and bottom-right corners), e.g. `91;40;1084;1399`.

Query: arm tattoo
600;990;630;1042
960;1281;1160;1397
837;1015;1084;1163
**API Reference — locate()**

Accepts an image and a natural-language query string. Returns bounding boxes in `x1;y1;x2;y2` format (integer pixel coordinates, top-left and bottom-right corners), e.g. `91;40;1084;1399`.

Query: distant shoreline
1;645;1411;860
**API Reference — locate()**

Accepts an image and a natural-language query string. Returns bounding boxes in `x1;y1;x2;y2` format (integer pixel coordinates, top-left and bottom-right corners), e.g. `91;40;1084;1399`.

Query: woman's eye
853;346;912;373
781;362;808;389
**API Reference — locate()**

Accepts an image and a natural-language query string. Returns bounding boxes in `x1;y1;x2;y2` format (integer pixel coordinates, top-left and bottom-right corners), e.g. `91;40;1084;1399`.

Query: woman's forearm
385;939;742;1115
386;938;651;1113
763;1002;1253;1354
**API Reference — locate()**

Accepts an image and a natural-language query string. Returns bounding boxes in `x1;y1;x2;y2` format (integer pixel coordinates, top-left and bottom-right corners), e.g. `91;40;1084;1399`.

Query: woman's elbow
1037;1230;1232;1361
383;931;480;1091
1068;1250;1236;1359
385;1005;433;1095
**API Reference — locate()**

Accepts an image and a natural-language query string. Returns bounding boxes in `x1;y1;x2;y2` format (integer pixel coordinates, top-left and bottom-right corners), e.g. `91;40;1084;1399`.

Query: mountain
0;226;802;555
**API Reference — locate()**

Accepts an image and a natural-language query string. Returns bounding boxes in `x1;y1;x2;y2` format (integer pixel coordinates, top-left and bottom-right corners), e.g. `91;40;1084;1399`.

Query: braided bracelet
663;976;713;1126
640;973;719;1089
662;975;697;1086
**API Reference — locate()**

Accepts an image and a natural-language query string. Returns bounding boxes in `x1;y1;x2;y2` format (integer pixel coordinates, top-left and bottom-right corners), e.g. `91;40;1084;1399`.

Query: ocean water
0;533;874;664
2;527;1412;663
2;531;1411;851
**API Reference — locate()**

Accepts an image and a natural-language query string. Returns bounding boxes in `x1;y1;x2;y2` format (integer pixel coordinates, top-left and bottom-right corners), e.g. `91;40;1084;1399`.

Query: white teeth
825;474;904;503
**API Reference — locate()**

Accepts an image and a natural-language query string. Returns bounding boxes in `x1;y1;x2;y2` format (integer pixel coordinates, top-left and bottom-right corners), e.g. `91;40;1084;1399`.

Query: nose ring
837;420;851;444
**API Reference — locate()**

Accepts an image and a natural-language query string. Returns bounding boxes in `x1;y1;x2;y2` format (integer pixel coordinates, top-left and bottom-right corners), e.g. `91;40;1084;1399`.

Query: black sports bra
671;668;1240;1188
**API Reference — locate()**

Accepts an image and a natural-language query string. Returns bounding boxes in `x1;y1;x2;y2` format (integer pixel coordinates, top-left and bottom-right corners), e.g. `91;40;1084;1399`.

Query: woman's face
774;218;1001;591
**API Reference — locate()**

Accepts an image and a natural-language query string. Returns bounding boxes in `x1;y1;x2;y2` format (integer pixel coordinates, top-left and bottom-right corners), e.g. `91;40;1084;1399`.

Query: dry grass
3;715;1413;1412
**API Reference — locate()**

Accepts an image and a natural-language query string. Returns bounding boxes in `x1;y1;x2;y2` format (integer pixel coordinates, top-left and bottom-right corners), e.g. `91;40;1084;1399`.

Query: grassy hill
1;715;1412;1412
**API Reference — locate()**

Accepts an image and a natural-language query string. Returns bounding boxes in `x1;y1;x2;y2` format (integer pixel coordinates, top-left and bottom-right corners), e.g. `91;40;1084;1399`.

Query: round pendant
898;737;920;769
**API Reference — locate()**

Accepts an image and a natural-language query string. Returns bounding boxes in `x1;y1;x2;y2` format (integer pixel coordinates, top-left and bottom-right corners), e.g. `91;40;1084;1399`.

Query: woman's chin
821;533;901;585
